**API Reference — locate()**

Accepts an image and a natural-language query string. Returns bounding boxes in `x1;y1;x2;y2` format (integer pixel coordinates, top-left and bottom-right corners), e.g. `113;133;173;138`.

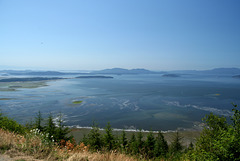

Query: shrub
190;104;240;160
0;111;26;134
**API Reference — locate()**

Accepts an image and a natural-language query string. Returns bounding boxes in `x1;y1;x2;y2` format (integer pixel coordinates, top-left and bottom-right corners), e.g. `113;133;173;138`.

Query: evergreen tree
81;134;89;145
120;130;128;150
88;121;102;150
129;133;138;154
144;130;156;158
170;131;183;154
188;141;194;150
190;104;240;160
25;118;34;130
34;111;44;132
114;135;121;150
103;122;115;151
55;112;71;142
154;131;168;158
136;129;144;154
45;113;56;141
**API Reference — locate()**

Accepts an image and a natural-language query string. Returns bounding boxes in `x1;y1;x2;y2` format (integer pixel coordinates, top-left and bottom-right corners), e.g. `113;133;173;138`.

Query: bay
0;74;240;131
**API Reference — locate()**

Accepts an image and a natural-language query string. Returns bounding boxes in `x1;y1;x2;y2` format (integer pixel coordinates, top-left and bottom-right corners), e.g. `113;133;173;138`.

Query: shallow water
0;74;240;131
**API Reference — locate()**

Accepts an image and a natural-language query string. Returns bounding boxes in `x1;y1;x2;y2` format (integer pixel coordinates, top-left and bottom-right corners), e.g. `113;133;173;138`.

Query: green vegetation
0;104;240;160
0;77;64;82
188;104;240;160
78;104;240;160
0;81;47;91
0;98;13;100
72;100;83;104
81;123;175;160
0;110;26;134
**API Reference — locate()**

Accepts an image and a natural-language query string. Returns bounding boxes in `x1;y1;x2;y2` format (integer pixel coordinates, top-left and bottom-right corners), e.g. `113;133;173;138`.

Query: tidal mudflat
0;81;47;91
0;74;240;131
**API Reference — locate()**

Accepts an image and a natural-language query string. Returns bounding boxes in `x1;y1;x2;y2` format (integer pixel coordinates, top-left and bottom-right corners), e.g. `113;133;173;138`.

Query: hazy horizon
0;65;240;72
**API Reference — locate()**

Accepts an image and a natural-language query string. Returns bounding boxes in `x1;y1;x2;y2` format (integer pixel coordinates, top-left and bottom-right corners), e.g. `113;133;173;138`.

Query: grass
72;100;83;104
0;128;137;161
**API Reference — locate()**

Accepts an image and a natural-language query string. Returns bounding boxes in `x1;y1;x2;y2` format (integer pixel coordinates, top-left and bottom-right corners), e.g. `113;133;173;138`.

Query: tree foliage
44;113;56;141
103;122;115;150
136;129;144;154
190;104;240;160
170;131;183;154
34;111;44;132
87;121;103;150
154;131;168;158
0;110;26;134
120;130;128;150
144;130;156;158
55;112;72;142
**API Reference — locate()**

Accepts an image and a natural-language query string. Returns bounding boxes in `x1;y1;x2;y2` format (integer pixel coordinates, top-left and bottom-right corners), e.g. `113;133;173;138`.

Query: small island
75;76;113;79
72;100;83;104
232;75;240;78
162;74;180;77
0;77;64;82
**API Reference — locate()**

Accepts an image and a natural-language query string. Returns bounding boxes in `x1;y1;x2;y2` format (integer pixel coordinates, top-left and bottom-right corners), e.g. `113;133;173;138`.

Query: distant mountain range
92;67;240;75
200;68;240;75
0;70;83;76
173;68;240;75
1;68;240;76
91;68;159;74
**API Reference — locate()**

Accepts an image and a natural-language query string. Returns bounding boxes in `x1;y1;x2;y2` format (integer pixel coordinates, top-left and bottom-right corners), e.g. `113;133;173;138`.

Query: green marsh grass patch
72;100;83;104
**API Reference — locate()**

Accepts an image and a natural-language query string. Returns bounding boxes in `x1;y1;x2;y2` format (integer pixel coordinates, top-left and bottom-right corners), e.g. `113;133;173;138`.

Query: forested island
233;75;240;78
162;74;180;77
75;76;114;79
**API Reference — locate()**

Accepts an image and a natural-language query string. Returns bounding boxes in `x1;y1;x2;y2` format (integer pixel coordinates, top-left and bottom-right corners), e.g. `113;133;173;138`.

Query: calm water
1;74;240;131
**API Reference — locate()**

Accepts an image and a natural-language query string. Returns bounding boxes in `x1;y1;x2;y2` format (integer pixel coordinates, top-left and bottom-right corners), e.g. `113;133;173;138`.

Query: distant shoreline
75;76;114;79
0;76;113;91
0;77;64;82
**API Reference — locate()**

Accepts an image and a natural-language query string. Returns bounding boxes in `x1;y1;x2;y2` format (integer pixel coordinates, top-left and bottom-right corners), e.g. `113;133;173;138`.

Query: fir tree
34;111;44;132
55;112;71;142
81;134;89;145
45;113;56;141
129;133;138;154
88;121;102;150
170;131;183;154
188;141;194;150
136;129;144;154
103;122;115;150
120;130;128;150
154;131;168;158
144;130;156;158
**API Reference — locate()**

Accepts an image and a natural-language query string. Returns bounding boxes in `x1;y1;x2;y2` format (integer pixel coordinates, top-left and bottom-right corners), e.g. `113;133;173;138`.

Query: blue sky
0;0;240;71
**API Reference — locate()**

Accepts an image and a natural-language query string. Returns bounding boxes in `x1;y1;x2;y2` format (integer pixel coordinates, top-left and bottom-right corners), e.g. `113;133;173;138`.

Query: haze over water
1;73;240;131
